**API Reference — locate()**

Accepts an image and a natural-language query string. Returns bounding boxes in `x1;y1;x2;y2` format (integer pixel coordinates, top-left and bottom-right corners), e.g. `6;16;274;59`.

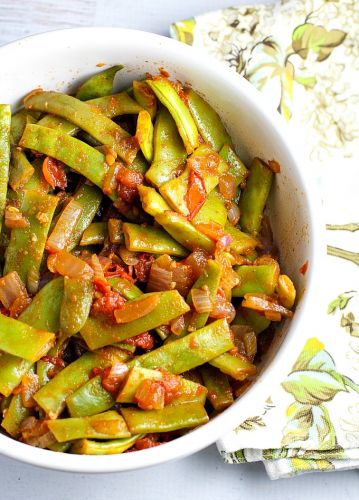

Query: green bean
133;81;157;120
1;394;31;437
132;319;233;374
75;65;123;100
232;264;277;297
0;314;54;362
4;189;58;292
192;190;227;227
145;106;187;188
224;223;258;255
34;349;130;419
123;222;188;257
80;290;190;350
65;185;102;250
147;78;199;154
233;308;270;335
155;211;215;253
0;354;32;397
9;148;35;191
10;109;37;145
66;376;114;417
137;185;170;217
187;260;222;330
107;218;124;244
159;144;228;216
19;277;64;332
24;92;137;164
48;441;71;453
219;144;248;188
121;402;208;433
71;434;144;455
199;364;234;411
20;125;112;197
0;395;11;412
37;92;142;135
80;222;108;246
0;104;11;233
186;88;232;151
209;352;256;381
239;158;273;234
23;158;50;193
48;410;130;442
60;278;93;339
136;110;154;162
107;276;143;300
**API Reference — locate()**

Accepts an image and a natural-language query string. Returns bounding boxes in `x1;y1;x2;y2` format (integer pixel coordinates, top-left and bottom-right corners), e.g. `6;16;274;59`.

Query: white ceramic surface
0;27;321;473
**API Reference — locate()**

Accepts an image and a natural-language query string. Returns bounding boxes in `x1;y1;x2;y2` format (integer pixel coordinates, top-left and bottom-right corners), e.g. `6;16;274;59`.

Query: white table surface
0;1;357;497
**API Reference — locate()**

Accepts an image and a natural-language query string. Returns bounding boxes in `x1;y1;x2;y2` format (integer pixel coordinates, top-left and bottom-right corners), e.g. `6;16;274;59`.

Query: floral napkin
171;0;359;479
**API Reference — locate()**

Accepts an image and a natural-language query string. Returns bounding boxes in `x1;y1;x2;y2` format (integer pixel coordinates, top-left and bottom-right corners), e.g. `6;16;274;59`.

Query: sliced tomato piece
186;169;207;220
42;156;67;190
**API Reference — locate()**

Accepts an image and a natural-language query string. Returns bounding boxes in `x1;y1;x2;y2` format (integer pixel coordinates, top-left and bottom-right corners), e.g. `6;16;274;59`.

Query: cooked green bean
66;376;114;417
107;218;124;244
133;80;157;120
239;158;273;234
219;144;248;188
1;394;31;437
136;110;154;162
0;104;11;233
71;434;144;455
192;190;227;227
199;364;234;411
48;410;130;442
209;352;256;381
121;403;208;433
0;354;32;397
9;148;34;191
80;222;108;246
76;65;123;100
123;222;188;256
232;264;278;297
81;290;190;350
186;88;232;151
60;278;93;339
138;185;170;216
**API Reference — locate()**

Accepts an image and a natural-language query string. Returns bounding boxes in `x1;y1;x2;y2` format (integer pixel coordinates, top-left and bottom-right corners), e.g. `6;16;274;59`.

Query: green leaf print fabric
171;0;359;479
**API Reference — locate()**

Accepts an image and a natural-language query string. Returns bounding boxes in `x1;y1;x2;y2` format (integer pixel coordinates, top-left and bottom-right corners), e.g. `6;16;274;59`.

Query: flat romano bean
24;91;137;164
123;222;188;257
209;352;256;381
232;264;278;297
66;184;103;250
66;375;114;417
34;349;130;419
138;185;170;217
0;104;11;233
20;125;112;198
219;144;248;188
233;308;271;335
80;222;108;246
9;148;34;191
145;106;187;188
0;314;55;362
147;78;199;154
155;211;215;253
71;434;144;455
75;65;123;101
10;109;37;145
80;290;190;350
0;354;32;397
107;218;124;244
199;364;234;411
121;403;208;433
224;223;258;255
192;190;227;227
107;276;143;300
4;189;58;293
1;393;31;437
186;88;232;151
131;319;233;374
60;278;93;339
48;410;130;442
239;158;273;234
136;110;154;162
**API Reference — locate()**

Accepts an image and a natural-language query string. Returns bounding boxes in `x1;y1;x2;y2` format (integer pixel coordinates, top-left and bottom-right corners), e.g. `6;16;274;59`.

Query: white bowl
0;27;320;473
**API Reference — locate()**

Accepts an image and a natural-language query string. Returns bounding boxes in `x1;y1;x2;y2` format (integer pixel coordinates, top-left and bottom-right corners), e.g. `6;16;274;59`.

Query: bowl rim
0;26;323;473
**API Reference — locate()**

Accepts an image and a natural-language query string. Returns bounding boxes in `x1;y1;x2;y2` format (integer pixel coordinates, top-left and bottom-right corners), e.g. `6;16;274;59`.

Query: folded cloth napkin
171;0;359;479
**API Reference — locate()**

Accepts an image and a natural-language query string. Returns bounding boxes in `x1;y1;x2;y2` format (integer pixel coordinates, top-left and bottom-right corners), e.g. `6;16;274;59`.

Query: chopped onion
226;201;240;226
48;250;94;280
101;363;129;394
210;293;236;322
114;294;160;323
46;200;83;253
264;310;282;321
20;372;40;408
191;287;212;313
170;315;185;336
0;271;28;309
147;263;174;292
242;293;293;318
184;249;209;280
4;206;29;229
90;254;106;282
219;173;237;201
119;246;139;266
